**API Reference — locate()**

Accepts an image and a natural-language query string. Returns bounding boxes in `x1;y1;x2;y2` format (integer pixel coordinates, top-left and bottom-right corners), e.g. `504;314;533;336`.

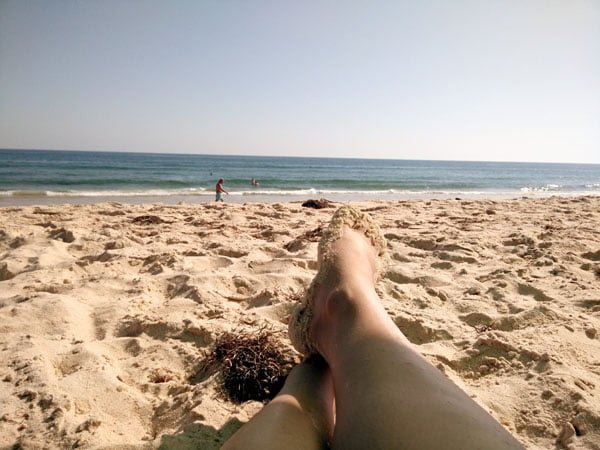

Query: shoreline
1;197;599;448
1;190;599;207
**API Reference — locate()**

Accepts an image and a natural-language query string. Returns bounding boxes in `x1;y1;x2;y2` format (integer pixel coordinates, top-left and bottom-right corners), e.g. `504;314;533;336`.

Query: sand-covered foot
289;205;387;355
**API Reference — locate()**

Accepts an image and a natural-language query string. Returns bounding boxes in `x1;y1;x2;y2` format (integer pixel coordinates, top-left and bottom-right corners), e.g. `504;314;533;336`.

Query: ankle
312;283;380;354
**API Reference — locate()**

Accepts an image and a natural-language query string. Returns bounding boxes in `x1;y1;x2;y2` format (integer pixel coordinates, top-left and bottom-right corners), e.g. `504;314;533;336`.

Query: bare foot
289;206;388;357
309;226;385;358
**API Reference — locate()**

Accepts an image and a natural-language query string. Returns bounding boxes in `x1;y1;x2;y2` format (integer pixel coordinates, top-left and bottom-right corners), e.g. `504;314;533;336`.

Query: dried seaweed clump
206;331;296;403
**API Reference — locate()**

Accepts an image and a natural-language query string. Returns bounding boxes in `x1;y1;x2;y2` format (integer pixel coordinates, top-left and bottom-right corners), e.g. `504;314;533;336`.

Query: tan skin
223;227;524;450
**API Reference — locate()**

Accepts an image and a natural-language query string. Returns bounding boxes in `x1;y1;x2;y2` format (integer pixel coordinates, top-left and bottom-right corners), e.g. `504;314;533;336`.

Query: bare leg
222;355;334;450
309;226;524;450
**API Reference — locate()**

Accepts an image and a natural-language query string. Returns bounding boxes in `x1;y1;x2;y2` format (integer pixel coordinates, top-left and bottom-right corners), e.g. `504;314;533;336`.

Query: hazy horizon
1;1;598;164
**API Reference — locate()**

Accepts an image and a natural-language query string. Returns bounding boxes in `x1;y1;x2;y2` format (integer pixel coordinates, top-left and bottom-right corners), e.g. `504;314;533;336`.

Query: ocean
1;149;599;205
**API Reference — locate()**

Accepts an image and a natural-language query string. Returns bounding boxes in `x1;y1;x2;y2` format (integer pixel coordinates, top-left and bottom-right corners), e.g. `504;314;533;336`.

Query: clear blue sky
1;1;598;163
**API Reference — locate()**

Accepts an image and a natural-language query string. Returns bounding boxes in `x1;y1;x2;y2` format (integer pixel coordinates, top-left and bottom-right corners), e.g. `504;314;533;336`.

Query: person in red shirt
215;178;229;202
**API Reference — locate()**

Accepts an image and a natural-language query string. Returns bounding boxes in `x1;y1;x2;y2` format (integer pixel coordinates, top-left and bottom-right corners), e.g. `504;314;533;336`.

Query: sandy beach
1;196;599;449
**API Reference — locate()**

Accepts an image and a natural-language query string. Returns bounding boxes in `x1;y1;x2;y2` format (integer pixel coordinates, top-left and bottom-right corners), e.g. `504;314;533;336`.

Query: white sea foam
520;184;563;193
5;188;486;197
2;185;600;201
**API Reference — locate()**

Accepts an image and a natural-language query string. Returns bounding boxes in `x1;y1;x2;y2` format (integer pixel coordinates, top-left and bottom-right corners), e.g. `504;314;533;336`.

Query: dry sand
1;197;599;449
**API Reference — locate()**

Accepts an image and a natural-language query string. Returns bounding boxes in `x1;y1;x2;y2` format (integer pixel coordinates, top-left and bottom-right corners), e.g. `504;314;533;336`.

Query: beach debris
301;198;333;209
201;331;296;402
131;215;165;225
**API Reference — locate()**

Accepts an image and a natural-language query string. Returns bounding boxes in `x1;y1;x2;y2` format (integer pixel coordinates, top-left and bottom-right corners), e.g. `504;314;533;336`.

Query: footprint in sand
575;299;600;311
517;283;553;302
33;283;70;294
93;303;119;340
284;227;323;253
97;209;126;216
431;261;453;270
116;315;213;347
143;253;178;268
392;314;453;344
167;275;201;302
405;238;438;251
77;251;118;267
141;262;163;275
104;240;126;250
390;252;411;263
434;251;477;264
243;289;280;308
459;312;495;328
9;236;26;249
249;259;300;274
385;269;450;288
0;262;15;280
581;250;600;261
253;302;295;324
492;306;559;332
184;256;232;273
48;228;75;243
232;276;262;296
216;247;249;258
121;338;144;357
503;234;535;247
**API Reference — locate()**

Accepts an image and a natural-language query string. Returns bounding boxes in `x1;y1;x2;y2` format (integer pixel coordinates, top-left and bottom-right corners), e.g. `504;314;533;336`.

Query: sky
0;1;599;163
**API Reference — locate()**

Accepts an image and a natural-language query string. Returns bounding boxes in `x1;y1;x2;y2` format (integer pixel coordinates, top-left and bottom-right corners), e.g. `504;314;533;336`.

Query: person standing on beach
215;178;228;202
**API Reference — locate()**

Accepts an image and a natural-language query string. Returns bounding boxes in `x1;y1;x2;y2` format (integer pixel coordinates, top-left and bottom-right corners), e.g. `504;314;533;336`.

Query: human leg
222;355;334;450
291;207;523;450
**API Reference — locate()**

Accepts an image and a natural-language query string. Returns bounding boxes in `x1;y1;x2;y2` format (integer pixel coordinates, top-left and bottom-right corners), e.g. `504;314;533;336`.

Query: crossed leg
221;355;333;450
224;224;524;449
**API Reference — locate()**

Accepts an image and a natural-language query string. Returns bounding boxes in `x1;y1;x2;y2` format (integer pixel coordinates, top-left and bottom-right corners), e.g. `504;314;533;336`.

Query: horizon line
1;147;598;166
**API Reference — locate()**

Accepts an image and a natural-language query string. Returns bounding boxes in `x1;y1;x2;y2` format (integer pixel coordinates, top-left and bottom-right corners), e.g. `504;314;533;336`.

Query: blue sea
1;149;599;205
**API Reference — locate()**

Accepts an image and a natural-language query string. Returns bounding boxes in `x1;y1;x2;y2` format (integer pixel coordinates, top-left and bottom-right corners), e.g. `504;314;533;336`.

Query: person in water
215;178;229;202
251;178;260;187
223;206;523;450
